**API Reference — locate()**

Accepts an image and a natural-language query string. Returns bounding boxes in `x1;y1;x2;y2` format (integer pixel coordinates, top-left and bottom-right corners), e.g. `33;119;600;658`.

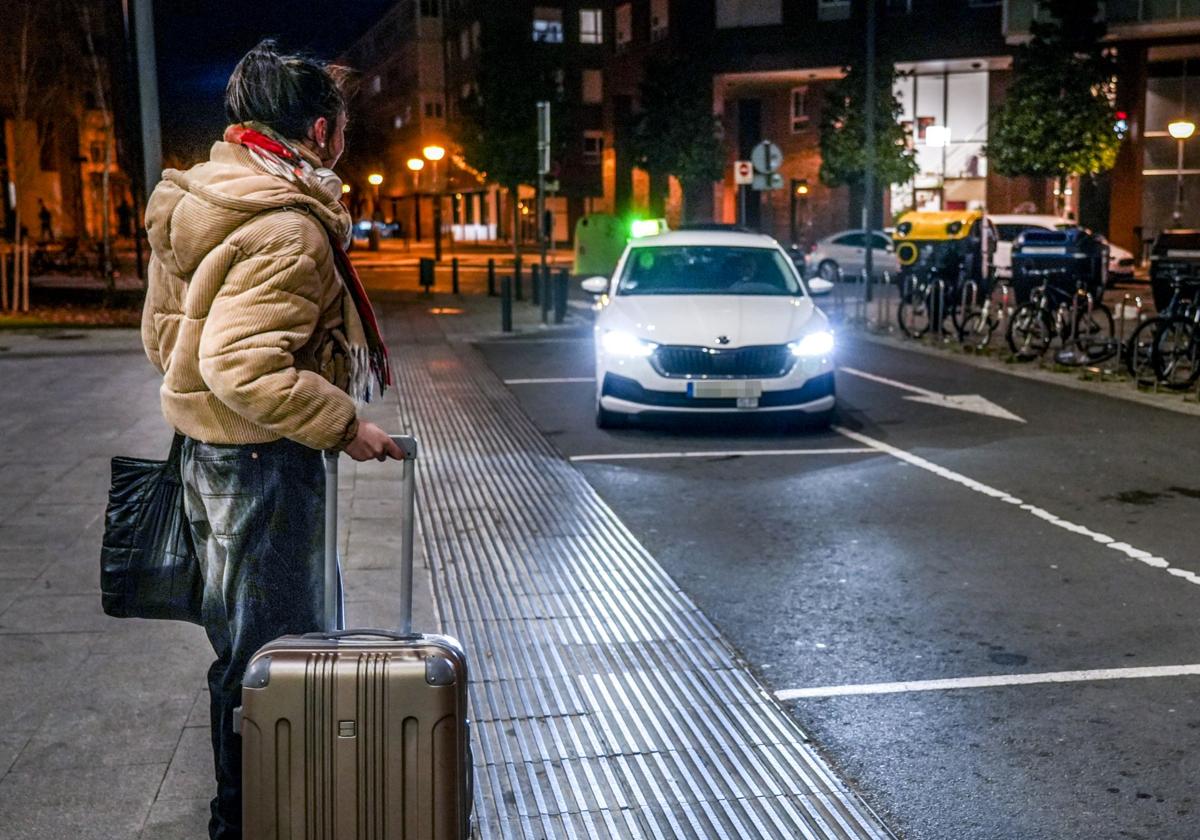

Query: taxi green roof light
630;219;661;238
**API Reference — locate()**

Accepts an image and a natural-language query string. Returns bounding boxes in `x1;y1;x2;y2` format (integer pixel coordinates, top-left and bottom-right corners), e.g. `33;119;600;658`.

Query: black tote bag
100;433;203;624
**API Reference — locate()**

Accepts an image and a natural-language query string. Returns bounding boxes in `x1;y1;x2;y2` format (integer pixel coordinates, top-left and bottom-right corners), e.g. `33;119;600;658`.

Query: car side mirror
808;278;834;296
581;276;609;295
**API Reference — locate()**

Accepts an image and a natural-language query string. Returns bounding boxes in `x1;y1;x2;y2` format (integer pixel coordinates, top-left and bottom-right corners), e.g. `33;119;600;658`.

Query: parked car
807;229;899;282
580;230;836;428
990;214;1135;282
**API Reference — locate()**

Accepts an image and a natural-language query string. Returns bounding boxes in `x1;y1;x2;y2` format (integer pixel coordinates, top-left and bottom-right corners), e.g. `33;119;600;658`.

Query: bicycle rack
856;268;869;324
874;271;892;332
934;277;947;343
833;265;847;324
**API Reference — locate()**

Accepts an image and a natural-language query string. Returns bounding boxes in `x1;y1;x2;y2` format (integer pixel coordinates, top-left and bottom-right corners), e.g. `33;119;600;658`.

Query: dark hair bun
225;39;347;141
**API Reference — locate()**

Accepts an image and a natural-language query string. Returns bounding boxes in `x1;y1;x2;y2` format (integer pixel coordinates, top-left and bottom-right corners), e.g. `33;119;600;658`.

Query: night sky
154;0;392;166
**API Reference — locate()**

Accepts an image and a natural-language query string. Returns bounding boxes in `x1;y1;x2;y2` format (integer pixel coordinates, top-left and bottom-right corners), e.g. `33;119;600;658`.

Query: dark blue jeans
180;437;338;840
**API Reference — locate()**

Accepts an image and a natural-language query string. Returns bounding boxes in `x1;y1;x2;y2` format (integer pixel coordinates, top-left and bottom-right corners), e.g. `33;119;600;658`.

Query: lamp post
1169;120;1195;226
366;173;384;251
423;145;446;261
406;158;424;248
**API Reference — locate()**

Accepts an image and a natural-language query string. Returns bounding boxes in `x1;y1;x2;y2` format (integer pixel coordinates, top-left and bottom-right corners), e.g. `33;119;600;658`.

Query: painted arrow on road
839;366;1026;423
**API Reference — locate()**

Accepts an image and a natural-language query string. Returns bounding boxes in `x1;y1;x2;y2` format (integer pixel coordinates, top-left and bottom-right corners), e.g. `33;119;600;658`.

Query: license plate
736;397;759;409
1167;249;1200;258
687;380;764;399
1021;246;1066;255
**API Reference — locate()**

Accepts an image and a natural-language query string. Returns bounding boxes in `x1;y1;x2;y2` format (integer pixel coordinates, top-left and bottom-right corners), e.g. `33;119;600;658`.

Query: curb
850;328;1200;419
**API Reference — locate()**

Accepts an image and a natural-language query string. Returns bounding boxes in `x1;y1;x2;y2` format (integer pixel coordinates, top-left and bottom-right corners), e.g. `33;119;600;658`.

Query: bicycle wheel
1072;304;1116;362
1124;316;1165;384
960;310;998;350
1006;303;1051;360
1152;317;1200;390
897;289;931;338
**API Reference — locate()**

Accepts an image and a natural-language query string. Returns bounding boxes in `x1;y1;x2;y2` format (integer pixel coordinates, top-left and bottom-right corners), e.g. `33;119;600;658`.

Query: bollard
487;258;496;297
500;275;513;333
540;267;551;324
514;258;524;301
1;245;7;311
419;257;435;294
857;268;869;324
531;264;541;307
451;257;460;295
554;269;568;324
833;266;845;323
935;278;946;341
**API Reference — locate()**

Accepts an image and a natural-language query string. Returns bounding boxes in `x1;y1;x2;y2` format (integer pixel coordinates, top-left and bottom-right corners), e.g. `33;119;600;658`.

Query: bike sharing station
823;209;1200;411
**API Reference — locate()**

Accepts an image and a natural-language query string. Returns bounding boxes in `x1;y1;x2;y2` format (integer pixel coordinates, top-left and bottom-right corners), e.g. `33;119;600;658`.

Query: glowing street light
341;183;351;194
423;146;447;261
1169;120;1196;140
422;145;446;162
367;173;384;186
406;158;425;171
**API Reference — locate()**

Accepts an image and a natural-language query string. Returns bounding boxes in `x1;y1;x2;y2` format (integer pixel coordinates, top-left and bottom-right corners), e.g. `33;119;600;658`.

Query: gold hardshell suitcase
238;436;472;839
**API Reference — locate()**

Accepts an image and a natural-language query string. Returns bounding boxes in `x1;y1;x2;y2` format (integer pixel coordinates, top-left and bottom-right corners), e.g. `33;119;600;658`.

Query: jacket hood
145;141;352;277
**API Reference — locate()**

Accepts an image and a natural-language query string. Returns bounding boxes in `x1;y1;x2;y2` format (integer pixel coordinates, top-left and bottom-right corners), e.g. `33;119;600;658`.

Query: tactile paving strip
393;340;893;840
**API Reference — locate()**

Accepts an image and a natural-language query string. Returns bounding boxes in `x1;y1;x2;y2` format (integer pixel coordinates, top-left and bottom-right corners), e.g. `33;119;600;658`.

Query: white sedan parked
581;231;836;428
807;229;899;282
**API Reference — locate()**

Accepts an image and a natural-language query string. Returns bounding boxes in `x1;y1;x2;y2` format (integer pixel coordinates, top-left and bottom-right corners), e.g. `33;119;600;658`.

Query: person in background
140;40;401;840
37;199;52;241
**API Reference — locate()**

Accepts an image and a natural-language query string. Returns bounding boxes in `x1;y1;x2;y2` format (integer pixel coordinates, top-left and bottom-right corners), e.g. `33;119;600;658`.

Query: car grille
651;344;794;378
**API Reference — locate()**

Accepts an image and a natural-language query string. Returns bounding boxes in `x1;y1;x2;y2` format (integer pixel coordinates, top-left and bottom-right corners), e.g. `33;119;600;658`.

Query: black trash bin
1011;228;1108;305
1149;230;1200;312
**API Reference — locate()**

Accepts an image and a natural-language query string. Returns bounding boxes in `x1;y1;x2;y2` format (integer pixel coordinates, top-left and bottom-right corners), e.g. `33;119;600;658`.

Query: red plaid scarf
225;124;392;398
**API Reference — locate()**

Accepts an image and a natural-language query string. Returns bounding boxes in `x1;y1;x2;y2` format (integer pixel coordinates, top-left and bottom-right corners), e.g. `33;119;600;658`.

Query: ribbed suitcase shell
240;632;470;839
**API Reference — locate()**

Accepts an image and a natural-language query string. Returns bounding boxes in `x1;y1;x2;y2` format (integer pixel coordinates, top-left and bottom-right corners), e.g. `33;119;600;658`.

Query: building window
370;75;382;95
424;99;444;118
615;3;632;51
817;0;851;21
582;68;603;104
716;0;782;28
583;131;604;164
394;115;405;130
420;0;440;17
790;86;809;133
885;0;911;12
650;0;669;40
532;7;564;42
580;8;603;44
459;29;471;58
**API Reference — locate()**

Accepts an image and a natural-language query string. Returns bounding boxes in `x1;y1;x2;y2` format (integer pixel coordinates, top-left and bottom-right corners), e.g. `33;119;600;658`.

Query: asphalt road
472;326;1200;840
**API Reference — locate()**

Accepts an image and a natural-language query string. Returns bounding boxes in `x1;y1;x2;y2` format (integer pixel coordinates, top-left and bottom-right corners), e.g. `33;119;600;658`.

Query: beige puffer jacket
142;141;358;451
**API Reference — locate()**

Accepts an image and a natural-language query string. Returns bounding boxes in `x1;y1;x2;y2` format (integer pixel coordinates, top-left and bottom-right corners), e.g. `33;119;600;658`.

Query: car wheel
818;261;839;283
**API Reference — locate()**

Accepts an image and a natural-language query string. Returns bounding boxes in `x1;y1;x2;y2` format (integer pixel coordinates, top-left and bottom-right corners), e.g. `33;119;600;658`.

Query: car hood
601;295;824;347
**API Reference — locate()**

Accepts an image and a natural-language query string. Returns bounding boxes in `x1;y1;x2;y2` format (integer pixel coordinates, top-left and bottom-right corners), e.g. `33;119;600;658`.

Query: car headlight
601;330;658;358
789;330;835;357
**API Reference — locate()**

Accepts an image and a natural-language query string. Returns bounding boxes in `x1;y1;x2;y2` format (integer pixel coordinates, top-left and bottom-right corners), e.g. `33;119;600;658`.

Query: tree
457;12;573;262
987;0;1118;213
79;0;116;295
819;62;917;203
629;56;725;220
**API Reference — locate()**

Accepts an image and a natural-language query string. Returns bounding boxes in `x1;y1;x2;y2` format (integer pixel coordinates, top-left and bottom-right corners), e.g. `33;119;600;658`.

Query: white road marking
834;425;1200;586
570;448;875;463
839;366;1026;423
504;377;595;385
776;663;1200;700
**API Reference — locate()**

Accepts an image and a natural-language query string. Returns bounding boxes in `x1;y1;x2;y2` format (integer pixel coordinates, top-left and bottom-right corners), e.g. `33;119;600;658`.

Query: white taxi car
581;230;836;428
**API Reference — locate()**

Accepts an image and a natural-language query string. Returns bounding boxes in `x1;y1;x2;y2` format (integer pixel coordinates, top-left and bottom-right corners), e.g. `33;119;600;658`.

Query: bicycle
1151;300;1200;390
1123;275;1198;385
957;279;1010;350
897;269;964;339
1005;274;1114;363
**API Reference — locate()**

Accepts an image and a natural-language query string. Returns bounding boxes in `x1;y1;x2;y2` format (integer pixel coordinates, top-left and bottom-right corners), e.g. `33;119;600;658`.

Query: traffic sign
734;160;753;185
751;140;783;174
752;172;784;191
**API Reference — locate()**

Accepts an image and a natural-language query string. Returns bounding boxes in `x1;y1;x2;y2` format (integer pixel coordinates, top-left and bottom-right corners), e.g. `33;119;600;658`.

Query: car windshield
616;246;802;296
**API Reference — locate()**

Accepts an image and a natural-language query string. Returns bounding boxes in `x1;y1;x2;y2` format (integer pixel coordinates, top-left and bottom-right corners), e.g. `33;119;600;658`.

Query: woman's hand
343;420;404;462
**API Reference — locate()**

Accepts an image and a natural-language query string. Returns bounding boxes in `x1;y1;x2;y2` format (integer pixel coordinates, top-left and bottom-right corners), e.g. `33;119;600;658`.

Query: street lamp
423;145;447;261
406;158;425;247
366;173;384;250
1169;120;1195;226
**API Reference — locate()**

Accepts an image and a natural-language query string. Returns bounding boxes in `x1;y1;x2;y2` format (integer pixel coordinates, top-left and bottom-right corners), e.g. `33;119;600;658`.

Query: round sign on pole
734;160;754;185
751;141;783;174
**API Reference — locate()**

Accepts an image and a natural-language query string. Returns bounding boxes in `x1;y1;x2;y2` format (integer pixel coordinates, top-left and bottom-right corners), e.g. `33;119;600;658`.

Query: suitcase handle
302;629;422;642
324;434;420;634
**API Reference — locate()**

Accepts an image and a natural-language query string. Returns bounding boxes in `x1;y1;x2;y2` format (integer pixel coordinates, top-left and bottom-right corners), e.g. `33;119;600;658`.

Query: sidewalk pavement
0;290;890;839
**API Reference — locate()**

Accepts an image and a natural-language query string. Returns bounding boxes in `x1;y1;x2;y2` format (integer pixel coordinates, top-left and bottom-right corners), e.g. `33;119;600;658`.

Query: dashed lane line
833;425;1200;586
570;448;876;462
776;663;1200;700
